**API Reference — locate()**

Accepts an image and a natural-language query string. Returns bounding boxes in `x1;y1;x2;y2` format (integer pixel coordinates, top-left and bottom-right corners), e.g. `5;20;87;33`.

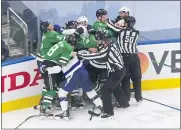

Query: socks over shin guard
59;98;69;111
42;90;57;109
86;90;103;107
59;88;69;111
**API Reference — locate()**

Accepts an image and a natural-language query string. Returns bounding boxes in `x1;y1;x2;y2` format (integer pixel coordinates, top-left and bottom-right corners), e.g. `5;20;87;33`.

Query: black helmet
95;31;110;41
40;21;50;33
65;20;78;29
124;16;136;28
96;9;107;18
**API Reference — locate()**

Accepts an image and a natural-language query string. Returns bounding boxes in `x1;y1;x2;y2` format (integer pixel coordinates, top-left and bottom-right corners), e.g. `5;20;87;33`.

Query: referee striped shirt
78;43;124;72
107;19;139;54
89;43;106;69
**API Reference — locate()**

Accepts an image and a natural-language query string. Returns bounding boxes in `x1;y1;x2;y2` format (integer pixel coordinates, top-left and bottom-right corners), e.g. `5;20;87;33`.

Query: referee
107;16;143;103
77;33;129;118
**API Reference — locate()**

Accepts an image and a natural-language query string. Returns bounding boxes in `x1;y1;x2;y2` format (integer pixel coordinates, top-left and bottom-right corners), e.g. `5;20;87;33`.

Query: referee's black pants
121;53;142;101
101;67;128;114
85;62;107;83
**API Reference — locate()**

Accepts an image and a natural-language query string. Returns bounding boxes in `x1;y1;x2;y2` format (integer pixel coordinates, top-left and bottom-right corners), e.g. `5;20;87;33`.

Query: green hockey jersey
92;20;116;38
39;31;66;57
76;34;97;50
43;41;73;66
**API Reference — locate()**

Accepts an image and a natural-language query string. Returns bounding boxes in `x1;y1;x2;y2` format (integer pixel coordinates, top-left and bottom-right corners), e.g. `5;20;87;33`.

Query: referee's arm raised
106;19;122;32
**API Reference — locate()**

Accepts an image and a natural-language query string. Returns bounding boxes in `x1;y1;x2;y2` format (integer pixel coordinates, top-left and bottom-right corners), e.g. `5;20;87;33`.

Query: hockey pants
37;60;65;109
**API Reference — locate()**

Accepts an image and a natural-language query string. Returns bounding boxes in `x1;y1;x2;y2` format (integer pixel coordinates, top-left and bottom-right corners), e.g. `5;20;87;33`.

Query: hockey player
37;21;67;115
76;16;89;38
54;22;77;36
115;7;130;22
92;9;116;39
69;16;97;50
42;38;103;120
64;18;103;109
70;16;108;95
38;21;66;57
53;24;64;33
63;20;90;110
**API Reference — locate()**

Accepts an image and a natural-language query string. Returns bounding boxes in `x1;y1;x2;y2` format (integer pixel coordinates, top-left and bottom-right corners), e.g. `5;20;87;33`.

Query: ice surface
2;88;180;129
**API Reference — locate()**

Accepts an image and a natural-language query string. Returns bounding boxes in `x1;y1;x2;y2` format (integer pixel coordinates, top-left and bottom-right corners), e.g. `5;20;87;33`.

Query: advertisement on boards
1;42;180;112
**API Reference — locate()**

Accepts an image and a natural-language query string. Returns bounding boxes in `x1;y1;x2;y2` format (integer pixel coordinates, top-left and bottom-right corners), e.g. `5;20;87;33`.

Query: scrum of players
35;7;139;121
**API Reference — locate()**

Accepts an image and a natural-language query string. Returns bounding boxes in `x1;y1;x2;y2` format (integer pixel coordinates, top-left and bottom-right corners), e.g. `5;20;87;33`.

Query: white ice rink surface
2;88;180;129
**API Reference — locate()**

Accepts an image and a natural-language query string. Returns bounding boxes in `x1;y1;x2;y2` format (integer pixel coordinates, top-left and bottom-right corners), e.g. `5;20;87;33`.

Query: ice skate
39;105;53;119
55;110;69;121
88;105;103;117
101;111;114;118
71;96;85;111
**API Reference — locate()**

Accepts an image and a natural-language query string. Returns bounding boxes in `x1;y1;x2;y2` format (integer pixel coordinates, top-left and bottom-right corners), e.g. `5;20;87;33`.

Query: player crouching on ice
41;36;103;121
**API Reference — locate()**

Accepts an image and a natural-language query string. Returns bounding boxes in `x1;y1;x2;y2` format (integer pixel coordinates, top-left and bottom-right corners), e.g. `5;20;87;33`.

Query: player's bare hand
89;48;97;53
71;52;77;57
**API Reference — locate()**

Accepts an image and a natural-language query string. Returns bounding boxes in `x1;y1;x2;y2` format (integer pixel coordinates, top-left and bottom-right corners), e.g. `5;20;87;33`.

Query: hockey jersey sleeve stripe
59;60;67;64
107;19;122;32
60;57;69;61
59;57;69;64
62;29;76;35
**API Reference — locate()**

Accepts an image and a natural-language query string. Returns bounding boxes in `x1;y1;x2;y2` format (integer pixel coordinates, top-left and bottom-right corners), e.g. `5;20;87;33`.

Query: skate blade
39;116;54;120
54;116;69;121
39;114;54;120
71;107;84;111
63;117;69;121
100;116;114;121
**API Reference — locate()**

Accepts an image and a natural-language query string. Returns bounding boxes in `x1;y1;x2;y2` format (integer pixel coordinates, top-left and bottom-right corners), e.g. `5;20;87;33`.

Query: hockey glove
39;65;47;74
87;25;96;35
74;27;84;38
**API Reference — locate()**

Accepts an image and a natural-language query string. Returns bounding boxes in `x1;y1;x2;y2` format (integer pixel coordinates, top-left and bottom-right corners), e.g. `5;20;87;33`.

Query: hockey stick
151;60;180;70
89;105;96;121
88;97;103;118
31;53;45;62
15;115;39;129
143;98;180;111
142;60;180;111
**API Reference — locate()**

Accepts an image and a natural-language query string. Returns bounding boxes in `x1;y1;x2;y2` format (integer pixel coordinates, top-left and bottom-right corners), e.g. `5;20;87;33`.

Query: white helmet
77;16;88;23
119;7;130;13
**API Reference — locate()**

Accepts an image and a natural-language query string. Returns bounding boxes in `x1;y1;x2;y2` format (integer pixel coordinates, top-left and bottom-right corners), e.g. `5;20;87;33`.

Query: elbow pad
62;29;76;35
